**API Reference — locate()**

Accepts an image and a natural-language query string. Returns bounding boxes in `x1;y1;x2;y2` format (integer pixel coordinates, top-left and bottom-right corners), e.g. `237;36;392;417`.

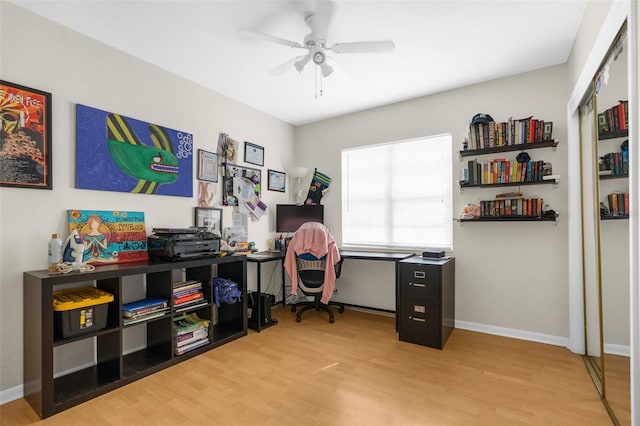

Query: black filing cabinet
398;256;455;349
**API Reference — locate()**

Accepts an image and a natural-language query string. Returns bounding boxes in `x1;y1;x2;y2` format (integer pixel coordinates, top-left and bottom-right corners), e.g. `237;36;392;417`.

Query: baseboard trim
455;320;569;347
604;343;631;357
0;384;23;405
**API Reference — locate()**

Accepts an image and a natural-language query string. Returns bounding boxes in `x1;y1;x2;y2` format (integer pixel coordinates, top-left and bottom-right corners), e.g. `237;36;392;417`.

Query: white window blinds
341;134;453;251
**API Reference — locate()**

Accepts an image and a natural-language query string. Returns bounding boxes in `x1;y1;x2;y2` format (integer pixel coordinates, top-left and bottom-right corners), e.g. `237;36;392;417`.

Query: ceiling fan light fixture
295;54;311;72
321;62;333;77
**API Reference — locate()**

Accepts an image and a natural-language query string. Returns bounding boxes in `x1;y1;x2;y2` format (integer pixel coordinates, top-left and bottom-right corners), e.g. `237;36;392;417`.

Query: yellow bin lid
53;286;114;311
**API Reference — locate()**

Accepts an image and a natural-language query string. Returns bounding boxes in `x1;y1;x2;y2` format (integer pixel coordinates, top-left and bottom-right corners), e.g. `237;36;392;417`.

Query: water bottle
48;233;62;271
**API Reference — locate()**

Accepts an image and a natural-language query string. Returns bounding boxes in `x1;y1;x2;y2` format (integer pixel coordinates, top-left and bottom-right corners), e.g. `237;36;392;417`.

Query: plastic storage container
53;286;114;338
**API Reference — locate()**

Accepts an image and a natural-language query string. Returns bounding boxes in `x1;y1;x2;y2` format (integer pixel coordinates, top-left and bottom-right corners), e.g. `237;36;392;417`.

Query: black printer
148;227;220;261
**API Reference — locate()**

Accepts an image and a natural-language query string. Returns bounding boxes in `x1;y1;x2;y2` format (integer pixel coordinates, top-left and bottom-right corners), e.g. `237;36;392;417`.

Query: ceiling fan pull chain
314;66;318;99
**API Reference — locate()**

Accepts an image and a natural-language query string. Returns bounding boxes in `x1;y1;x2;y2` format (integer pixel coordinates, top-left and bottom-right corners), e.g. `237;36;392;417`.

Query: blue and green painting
75;104;193;197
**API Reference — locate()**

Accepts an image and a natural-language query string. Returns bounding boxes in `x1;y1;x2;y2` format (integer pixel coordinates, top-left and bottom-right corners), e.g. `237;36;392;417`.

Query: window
341;134;453;251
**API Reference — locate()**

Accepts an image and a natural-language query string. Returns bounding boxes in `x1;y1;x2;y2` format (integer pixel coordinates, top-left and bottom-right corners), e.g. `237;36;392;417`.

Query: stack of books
173;280;207;312
174;313;211;355
122;297;169;325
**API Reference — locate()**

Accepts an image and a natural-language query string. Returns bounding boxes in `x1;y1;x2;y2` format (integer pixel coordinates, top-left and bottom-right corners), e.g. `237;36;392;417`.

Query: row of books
467;117;553;150
464;159;552;185
598;100;628;134
122;297;169;325
603;192;629;217
478;196;544;218
173;280;207;312
174;313;211;356
599;151;629;176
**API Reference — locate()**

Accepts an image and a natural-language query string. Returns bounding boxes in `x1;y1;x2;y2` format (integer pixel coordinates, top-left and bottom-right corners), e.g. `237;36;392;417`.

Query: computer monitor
276;204;324;233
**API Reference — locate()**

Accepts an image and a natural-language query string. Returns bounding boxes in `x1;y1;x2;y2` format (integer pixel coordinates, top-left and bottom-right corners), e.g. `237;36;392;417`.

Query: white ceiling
9;0;588;126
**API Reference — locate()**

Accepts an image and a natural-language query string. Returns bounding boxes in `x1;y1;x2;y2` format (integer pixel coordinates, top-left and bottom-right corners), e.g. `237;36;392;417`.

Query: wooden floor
1;307;612;425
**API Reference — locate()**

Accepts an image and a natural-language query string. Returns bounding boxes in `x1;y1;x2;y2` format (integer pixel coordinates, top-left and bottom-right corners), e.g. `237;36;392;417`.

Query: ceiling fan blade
268;57;302;76
330;40;395;54
305;1;334;40
237;28;303;49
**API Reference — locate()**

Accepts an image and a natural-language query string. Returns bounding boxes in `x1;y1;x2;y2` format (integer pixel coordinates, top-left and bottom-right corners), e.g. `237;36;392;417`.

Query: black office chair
291;256;344;323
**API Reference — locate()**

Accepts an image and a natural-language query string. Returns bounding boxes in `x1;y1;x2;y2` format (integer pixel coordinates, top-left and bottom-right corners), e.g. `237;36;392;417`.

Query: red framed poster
0;80;52;189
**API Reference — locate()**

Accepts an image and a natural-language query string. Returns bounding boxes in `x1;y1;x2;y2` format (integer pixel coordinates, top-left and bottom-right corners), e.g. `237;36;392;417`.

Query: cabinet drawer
398;298;441;336
399;266;440;300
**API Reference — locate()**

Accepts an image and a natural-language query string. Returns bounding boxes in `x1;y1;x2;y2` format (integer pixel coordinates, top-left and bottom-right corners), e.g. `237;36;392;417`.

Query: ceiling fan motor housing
312;50;326;65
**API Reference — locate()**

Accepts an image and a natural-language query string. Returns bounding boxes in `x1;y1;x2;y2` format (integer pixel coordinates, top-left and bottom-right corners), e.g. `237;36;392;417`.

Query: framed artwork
67;209;148;265
0;80;52;189
75;104;193;197
222;162;261;206
197;181;216;207
197;149;218;182
217;132;237;163
194;207;222;234
267;169;286;192
244;141;264;166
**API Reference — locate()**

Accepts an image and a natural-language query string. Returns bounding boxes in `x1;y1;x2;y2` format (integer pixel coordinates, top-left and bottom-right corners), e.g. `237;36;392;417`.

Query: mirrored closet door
581;23;630;426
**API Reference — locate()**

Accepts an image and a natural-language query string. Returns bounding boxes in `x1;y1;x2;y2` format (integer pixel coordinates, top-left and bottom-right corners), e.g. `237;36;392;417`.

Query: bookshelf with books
23;255;247;419
460;114;559;190
458;113;559;222
458;192;556;223
597;102;629;222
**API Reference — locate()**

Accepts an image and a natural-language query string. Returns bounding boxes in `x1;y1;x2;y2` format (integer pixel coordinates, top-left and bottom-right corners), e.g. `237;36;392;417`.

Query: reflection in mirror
596;26;630;425
579;92;603;394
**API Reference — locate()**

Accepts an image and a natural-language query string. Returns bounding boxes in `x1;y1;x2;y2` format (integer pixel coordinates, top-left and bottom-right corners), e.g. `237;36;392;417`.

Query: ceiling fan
237;1;395;78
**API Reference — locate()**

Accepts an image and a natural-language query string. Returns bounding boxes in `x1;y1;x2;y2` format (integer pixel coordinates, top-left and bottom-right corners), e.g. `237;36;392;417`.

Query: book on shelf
606;192;629;216
478;197;544;218
176;328;209;347
122;298;169;318
175;338;211;356
174;291;204;306
172;280;202;292
123;309;170;325
462;159;551;186
599;101;629;134
174;313;211;335
173;287;203;298
175;300;209;312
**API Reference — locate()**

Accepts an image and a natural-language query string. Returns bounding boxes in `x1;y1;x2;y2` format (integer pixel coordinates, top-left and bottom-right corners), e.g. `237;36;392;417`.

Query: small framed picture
244;141;264;166
197;149;219;182
268;169;286;192
194;207;223;234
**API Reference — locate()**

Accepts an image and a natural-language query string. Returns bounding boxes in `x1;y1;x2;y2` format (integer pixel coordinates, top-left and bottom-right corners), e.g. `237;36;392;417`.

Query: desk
340;250;414;262
339;250;414;329
246;251;284;332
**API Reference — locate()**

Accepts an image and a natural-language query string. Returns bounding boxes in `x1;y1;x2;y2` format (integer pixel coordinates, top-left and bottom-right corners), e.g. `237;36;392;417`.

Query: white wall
0;3;294;398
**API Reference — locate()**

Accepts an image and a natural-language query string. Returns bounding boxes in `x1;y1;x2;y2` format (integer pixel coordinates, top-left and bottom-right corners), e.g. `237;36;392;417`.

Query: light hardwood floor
1;307;612;425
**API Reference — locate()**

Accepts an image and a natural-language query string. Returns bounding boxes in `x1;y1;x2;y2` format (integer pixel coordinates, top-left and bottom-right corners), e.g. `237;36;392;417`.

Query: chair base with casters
291;258;344;323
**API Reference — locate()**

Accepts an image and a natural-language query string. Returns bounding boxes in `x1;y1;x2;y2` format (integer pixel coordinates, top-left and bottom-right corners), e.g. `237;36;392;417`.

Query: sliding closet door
597;27;631;425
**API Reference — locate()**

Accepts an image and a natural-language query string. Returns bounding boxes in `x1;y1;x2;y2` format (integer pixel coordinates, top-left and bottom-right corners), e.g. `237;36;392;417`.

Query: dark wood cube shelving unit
23;256;247;419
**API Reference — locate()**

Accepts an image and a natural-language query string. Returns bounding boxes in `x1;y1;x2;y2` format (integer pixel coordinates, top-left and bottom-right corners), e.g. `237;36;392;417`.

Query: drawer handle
414;271;426;279
409;316;426;323
409;282;426;288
